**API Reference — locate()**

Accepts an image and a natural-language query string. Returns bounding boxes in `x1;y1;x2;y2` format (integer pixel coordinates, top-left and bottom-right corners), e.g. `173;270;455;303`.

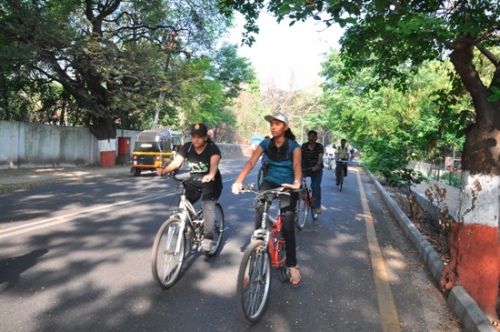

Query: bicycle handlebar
237;184;295;198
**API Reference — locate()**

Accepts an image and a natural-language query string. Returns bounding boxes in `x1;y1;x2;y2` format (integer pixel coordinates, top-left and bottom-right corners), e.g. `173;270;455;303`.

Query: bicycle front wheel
296;190;309;230
339;172;344;192
336;167;344;192
237;240;271;324
205;203;225;257
151;218;186;289
310;192;318;220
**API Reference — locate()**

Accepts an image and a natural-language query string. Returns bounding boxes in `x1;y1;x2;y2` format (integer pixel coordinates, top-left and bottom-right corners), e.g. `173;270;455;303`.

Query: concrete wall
0;120;248;169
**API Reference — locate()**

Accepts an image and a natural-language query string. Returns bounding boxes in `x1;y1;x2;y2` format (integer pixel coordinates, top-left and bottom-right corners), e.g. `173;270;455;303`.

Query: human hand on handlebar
281;181;301;190
202;175;214;183
232;182;242;194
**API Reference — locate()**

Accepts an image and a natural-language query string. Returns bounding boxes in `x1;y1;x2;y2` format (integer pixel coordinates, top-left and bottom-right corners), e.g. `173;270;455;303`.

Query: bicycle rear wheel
237;240;271;324
205;203;225;257
151;218;186;289
296;190;309;230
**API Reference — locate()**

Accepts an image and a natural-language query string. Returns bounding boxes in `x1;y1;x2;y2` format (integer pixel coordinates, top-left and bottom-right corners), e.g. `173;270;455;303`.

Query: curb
367;173;496;332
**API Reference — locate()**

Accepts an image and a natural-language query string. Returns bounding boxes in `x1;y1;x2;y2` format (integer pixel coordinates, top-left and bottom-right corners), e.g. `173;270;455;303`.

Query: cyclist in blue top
232;112;302;287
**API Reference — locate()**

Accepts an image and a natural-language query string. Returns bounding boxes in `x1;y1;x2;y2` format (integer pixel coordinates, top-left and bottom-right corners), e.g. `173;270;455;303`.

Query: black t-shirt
178;141;222;183
301;142;325;170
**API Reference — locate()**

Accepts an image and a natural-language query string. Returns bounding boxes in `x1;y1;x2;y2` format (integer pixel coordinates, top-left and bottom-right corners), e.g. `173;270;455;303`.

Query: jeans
308;169;323;209
185;179;222;239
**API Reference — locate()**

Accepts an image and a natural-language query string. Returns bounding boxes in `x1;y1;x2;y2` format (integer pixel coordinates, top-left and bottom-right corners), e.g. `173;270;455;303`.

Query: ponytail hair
284;128;296;140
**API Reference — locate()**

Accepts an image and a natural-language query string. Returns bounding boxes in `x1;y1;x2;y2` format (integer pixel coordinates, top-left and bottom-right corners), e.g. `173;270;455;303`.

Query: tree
220;0;500;319
1;0;230;140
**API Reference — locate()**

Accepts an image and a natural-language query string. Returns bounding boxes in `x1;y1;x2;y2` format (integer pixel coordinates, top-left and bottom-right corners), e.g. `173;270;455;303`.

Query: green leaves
488;85;500;102
0;0;236;135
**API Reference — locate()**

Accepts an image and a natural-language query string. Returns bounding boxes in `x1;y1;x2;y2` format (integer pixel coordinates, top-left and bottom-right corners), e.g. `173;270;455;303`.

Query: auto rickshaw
130;128;182;176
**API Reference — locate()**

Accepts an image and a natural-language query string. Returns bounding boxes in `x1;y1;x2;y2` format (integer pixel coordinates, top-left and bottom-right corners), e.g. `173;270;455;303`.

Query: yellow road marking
356;169;401;332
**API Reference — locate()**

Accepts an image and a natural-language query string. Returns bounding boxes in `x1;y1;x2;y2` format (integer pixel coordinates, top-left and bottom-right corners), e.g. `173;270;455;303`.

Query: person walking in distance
232;112;302;287
157;123;223;253
335;138;350;185
301;130;324;214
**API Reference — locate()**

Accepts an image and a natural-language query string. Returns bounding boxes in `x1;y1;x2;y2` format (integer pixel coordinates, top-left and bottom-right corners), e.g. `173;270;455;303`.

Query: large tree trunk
439;44;500;320
89;116;117;167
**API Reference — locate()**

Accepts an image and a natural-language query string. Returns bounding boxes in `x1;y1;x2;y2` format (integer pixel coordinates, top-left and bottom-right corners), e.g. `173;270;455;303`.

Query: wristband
294;180;300;184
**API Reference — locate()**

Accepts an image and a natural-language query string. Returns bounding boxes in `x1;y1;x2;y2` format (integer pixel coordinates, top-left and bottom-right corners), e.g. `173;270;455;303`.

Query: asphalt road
0;159;461;331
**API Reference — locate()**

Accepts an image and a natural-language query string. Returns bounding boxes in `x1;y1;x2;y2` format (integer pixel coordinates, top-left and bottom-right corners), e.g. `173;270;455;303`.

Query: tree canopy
0;0;254;140
219;0;500;174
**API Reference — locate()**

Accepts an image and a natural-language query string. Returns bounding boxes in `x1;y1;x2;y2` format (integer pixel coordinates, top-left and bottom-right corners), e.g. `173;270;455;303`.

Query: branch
474;42;499;67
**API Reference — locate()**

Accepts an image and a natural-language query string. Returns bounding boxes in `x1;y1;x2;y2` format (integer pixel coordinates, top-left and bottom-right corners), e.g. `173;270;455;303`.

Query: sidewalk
369;174;496;332
0;165;131;186
412;179;460;220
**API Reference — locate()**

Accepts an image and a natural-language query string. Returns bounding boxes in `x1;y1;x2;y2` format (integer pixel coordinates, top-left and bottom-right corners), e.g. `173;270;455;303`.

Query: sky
227;12;344;91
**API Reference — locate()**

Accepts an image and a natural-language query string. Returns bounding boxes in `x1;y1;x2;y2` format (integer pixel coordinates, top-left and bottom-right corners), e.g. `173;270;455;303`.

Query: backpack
262;138;294;162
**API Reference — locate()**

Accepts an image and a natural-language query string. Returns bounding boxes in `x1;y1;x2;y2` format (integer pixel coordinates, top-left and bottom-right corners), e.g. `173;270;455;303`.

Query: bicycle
151;172;225;289
256;161;269;190
295;177;317;230
335;159;349;191
236;185;291;324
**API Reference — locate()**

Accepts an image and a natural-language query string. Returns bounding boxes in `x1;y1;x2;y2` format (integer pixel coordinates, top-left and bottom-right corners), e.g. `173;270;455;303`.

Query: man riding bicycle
301;130;324;215
335;138;350;186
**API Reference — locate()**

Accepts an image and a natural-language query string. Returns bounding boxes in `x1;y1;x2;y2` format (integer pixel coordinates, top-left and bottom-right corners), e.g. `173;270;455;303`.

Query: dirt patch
382;184;500;330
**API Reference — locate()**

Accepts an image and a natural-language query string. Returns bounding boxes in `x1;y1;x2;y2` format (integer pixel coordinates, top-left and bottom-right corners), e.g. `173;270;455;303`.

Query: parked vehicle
130;129;182;176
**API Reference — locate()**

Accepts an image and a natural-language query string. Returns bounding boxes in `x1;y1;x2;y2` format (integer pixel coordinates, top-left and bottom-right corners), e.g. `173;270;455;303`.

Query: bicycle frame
170;192;201;249
298;177;317;222
247;189;288;268
236;187;290;324
300;178;314;206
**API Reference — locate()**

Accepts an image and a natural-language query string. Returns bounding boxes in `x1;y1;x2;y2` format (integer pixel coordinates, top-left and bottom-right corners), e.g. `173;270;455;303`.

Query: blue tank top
259;138;299;185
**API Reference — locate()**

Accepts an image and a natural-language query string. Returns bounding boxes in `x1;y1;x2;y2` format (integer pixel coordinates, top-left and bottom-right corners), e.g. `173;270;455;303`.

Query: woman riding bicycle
232;112;302;287
157;123;223;253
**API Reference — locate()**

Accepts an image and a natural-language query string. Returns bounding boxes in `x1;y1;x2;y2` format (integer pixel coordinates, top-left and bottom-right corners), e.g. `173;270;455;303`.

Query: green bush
439;172;461;188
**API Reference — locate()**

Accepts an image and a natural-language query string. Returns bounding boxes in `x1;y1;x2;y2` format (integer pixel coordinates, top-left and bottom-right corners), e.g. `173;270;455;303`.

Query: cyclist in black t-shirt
157;123;223;253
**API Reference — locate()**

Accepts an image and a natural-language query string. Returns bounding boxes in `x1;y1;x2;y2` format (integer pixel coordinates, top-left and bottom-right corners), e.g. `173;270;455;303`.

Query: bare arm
232;145;264;193
282;147;302;190
317;152;324;168
156;153;185;176
202;154;221;182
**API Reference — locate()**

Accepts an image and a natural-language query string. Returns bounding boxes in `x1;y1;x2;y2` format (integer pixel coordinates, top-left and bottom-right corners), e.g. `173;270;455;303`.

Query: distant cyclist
335;138;349;186
325;144;335;168
260;135;271;167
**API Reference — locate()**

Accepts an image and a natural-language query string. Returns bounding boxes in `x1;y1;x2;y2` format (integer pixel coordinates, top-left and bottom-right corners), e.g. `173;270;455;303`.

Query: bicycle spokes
152;219;185;289
238;241;271;323
243;250;268;315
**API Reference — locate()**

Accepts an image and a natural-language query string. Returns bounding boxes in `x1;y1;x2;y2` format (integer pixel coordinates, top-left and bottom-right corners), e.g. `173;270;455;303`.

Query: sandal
289;267;302;287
